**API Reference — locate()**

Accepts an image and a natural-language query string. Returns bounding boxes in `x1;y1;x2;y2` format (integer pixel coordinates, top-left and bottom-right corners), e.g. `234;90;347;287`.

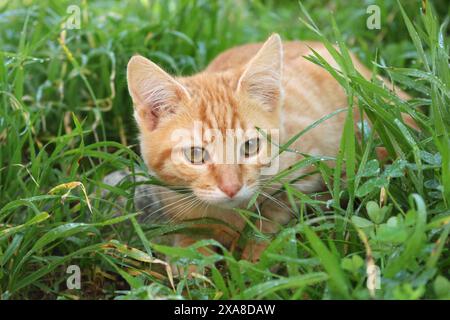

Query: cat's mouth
205;197;248;209
193;185;255;209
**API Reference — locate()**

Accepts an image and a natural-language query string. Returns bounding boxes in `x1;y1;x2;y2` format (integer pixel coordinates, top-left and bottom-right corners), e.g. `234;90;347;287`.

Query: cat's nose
219;181;242;198
215;165;242;198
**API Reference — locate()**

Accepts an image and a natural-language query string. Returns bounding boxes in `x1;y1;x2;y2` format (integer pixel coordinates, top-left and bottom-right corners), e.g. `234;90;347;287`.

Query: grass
0;0;449;300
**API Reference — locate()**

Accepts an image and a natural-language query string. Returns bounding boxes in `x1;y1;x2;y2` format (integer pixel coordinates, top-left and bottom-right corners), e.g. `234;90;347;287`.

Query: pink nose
219;182;242;198
215;165;242;199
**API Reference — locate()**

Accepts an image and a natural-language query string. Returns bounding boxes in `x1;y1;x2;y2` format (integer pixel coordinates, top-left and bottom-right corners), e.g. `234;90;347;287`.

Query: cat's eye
184;146;209;165
241;138;260;158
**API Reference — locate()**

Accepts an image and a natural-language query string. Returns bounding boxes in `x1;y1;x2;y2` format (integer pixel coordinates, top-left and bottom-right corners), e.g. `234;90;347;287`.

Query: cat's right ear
127;55;190;131
237;34;283;112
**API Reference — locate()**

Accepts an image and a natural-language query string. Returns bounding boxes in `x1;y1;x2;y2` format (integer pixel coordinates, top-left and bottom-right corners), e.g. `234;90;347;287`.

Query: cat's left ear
127;55;191;131
237;33;283;111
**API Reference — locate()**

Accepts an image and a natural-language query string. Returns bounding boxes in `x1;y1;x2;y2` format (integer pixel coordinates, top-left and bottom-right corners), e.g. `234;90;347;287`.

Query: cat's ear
127;55;190;131
237;33;283;111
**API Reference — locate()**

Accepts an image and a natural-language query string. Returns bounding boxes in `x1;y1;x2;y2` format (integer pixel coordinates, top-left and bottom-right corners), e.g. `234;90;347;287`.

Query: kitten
127;34;410;263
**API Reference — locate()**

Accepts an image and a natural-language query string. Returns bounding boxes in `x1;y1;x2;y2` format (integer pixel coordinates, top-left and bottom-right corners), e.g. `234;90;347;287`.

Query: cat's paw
241;240;268;263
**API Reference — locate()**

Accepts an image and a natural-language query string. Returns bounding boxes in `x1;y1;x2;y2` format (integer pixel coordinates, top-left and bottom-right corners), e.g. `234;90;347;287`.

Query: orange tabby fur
127;34;411;264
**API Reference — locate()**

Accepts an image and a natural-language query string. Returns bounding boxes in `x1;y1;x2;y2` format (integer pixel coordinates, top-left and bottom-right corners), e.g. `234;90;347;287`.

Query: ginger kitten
127;34;407;263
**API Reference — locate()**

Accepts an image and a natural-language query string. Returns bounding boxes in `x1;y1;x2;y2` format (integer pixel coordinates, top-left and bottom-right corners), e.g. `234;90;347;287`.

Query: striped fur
127;34;410;261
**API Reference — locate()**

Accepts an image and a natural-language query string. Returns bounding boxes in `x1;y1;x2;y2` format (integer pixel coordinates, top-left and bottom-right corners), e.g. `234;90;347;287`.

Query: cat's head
127;34;283;208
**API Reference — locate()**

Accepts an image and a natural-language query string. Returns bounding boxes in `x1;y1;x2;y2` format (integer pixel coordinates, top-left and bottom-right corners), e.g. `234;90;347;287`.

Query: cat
126;33;412;265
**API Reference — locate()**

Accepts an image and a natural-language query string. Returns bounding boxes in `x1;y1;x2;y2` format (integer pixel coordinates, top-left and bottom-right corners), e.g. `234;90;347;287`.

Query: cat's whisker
172;200;201;223
180;197;207;221
201;201;210;220
149;197;198;224
135;190;190;208
167;197;203;224
259;191;296;217
140;193;196;223
163;198;197;221
136;191;189;209
129;187;192;200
